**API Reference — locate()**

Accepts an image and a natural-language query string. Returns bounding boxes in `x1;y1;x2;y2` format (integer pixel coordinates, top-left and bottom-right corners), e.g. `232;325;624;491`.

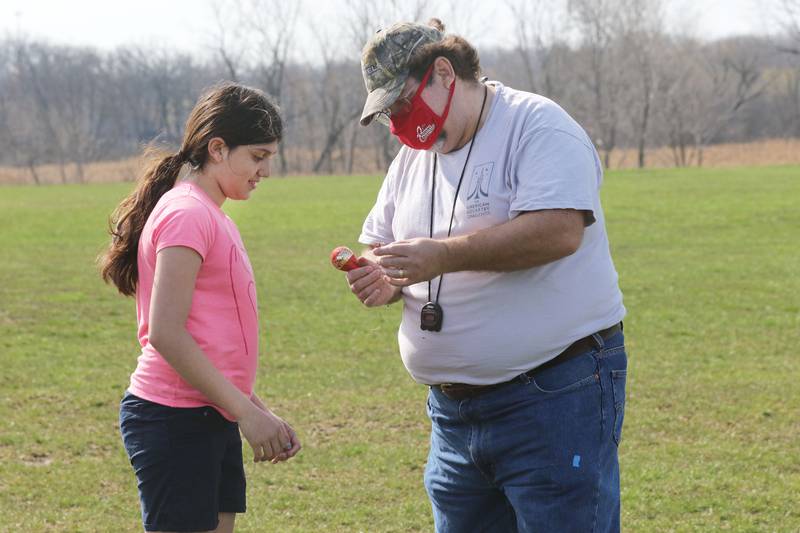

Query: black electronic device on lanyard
420;84;488;332
420;301;444;331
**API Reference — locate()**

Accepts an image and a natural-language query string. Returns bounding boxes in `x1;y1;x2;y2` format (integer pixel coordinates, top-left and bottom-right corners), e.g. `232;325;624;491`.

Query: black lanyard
422;84;488;331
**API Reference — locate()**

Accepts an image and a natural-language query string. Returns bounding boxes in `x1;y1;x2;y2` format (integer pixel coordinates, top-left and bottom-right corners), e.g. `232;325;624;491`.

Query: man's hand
373;238;449;287
346;255;401;306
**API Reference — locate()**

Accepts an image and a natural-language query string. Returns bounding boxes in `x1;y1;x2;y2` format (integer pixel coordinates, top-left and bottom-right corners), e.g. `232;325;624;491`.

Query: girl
101;82;300;533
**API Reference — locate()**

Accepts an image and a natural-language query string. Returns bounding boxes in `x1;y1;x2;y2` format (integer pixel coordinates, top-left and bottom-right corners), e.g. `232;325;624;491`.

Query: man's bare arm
373;209;586;286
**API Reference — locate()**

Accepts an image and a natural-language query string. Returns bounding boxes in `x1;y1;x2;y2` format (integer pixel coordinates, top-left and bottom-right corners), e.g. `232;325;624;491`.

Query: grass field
0;166;798;532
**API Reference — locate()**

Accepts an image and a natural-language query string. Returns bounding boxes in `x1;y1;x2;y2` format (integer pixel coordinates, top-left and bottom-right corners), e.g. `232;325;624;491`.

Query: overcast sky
0;0;784;62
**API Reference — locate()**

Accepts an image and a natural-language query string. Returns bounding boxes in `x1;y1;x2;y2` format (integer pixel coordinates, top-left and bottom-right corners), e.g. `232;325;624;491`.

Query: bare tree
343;0;429;171
659;38;767;166
505;0;567;97
209;1;244;81
309;24;364;174
779;69;800;136
12;43;54;180
568;0;628;168
775;0;800;54
0;44;42;184
694;40;766;165
344;0;430;50
209;0;300;175
772;0;800;136
617;0;665;168
249;0;300;175
1;7;796;181
440;0;482;38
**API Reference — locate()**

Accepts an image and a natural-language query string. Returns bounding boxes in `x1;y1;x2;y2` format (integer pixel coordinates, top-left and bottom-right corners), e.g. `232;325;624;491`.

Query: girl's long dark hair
99;82;282;296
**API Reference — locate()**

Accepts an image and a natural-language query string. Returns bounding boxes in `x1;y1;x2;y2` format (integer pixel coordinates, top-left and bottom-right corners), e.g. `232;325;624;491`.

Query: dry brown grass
0;158;141;186
607;138;800;170
2;138;798;185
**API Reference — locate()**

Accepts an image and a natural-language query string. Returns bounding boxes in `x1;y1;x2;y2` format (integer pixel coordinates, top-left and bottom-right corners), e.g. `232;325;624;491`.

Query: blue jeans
424;330;627;533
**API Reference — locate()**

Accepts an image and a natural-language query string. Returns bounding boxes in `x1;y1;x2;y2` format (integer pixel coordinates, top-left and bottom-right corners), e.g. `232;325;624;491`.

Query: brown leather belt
434;322;622;401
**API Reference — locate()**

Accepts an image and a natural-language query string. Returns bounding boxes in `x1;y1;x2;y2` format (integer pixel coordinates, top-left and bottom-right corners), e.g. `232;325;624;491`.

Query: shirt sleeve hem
358;232;393;246
509;203;596;225
155;240;208;261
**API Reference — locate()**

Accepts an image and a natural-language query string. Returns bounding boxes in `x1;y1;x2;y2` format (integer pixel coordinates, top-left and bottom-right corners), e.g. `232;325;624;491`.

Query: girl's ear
207;137;228;163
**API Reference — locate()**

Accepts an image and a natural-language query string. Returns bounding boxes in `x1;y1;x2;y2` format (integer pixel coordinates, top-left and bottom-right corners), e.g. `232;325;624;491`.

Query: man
347;19;627;533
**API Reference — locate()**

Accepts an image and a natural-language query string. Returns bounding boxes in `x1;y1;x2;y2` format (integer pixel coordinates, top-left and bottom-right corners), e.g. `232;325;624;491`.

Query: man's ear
433;56;456;89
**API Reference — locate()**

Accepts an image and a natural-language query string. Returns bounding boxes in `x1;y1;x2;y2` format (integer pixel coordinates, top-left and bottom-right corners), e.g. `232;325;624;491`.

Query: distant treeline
0;0;798;183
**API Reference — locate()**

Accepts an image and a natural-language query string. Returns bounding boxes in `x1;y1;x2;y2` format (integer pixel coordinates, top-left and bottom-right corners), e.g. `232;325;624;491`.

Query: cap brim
359;78;406;126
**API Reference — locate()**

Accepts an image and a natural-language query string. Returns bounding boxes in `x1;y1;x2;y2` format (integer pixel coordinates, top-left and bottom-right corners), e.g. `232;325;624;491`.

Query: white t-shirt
359;82;625;385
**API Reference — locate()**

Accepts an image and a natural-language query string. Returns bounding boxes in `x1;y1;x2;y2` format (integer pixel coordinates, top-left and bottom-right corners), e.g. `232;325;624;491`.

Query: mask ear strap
440;74;456;118
414;63;436;98
415;62;457;119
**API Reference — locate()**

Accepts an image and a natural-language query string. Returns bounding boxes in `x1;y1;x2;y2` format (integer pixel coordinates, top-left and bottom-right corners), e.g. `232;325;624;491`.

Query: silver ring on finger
398;269;405;278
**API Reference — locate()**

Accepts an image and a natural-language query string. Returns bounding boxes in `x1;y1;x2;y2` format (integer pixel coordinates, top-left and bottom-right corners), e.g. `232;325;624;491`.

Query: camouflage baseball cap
359;22;444;126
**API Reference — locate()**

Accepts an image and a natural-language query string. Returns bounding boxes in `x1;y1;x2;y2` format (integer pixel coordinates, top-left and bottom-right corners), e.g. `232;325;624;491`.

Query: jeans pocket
530;353;599;394
611;369;627;445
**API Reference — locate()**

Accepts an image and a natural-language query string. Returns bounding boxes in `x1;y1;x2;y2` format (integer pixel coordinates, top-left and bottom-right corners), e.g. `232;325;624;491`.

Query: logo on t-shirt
467;162;494;218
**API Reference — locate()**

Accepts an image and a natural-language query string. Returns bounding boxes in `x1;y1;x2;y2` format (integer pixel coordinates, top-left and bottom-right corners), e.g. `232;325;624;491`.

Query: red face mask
389;64;456;150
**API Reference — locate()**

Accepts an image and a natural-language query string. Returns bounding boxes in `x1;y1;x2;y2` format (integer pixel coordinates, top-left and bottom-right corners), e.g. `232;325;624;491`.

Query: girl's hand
249;393;301;463
271;421;301;463
237;404;292;463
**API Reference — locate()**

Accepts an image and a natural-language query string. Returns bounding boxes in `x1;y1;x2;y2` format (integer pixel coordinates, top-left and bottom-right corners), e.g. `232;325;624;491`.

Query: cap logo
416;124;435;142
365;64;379;76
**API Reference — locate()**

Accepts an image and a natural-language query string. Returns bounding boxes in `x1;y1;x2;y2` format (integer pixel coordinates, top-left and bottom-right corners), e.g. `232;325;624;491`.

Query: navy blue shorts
119;392;246;532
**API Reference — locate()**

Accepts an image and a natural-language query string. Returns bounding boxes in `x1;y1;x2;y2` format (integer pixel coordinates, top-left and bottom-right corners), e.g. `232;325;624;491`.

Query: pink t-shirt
128;181;259;420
